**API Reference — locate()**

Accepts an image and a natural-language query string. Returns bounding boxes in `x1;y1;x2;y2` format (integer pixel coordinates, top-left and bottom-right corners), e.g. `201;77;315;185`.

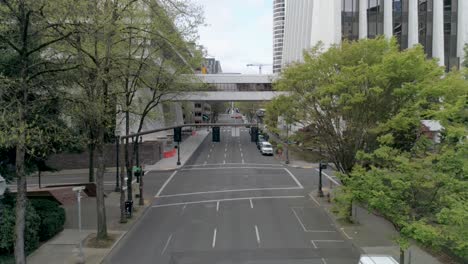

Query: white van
359;255;398;264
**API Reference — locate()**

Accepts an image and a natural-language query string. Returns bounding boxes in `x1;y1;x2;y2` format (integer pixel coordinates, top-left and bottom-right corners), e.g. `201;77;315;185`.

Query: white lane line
158;187;302;198
284;168;304;189
340;228;353;239
250;199;254;209
242;159;245;164
207;154;210;158
181;166;284;171
212;228;217;248
308;193;320;206
216;201;220;212
223;160;226;164
322;258;327;264
155;171;178;197
224;153;227;158
291;208;336;233
225;148;227;152
313;240;345;242
291;208;308;232
161;234;173;255
254;225;261;245
152;196;304;208
210;149;212;152
315;169;341;186
180;204;187;215
183;163;283;167
240;152;243;157
204;161;207;165
311;240;318;249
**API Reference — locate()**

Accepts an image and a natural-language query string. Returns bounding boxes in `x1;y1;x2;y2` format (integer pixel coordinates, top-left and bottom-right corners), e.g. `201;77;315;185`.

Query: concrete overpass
167;91;288;102
168;74;285;101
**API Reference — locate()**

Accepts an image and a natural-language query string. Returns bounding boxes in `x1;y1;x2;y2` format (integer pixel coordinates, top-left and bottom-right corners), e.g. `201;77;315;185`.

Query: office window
342;0;360;41
443;0;458;70
368;0;384;38
418;0;433;56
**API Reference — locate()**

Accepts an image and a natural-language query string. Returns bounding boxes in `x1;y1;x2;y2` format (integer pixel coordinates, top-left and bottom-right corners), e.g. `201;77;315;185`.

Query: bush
0;202;41;255
30;199;66;241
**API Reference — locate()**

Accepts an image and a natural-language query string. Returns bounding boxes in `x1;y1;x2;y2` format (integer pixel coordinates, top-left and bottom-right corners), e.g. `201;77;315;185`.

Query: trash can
125;200;133;218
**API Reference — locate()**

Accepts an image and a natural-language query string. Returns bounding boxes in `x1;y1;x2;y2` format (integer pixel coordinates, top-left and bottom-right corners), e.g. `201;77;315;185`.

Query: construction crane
246;63;272;74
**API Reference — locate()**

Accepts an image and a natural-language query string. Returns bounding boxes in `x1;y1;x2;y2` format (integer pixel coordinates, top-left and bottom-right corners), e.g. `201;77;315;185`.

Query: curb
100;201;153;264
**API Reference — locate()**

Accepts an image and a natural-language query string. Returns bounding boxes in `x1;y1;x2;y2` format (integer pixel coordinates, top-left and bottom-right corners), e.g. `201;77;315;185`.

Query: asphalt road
105;116;361;264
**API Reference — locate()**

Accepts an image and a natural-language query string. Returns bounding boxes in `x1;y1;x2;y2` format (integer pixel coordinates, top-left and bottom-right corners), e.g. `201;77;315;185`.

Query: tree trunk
15;140;27;264
119;137;127;223
400;248;405;264
95;127;108;240
88;142;95;182
125;110;133;202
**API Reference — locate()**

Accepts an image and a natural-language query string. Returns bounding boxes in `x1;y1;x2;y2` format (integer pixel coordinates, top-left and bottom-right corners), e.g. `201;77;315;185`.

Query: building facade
273;0;286;73
280;0;468;72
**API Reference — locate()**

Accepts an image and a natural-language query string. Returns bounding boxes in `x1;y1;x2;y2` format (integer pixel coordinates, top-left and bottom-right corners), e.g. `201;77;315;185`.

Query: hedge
30;199;66;241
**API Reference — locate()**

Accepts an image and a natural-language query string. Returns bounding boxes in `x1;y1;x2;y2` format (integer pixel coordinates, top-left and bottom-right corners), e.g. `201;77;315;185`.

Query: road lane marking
340;228;353;239
291;208;336;233
155;171;178;197
183;163;282;167
180;204;187;215
207;154;210;158
212;228;217;248
308;193;320;206
225;148;227;152
161;234;173;255
240;152;243;157
284;168;304;189
311;240;318;249
315;169;341;186
249;199;253;209
322;258;327;264
255;225;261;245
181;166;284;171
223;160;226;164
216;201;220;212
158;187;302;198
312;240;345;242
204;161;207;165
152;196;304;208
242;159;245;164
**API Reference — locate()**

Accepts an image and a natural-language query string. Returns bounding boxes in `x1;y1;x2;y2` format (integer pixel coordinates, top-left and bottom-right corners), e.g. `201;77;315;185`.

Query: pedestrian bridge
167;91;288;102
166;74;286;101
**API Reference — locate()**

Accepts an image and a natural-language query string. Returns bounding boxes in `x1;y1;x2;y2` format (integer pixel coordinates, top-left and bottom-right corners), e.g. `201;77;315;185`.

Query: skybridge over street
166;74;288;102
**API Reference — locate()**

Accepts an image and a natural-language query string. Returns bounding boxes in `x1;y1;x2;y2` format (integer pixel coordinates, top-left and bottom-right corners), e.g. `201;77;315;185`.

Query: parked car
256;135;265;149
259;142;273;155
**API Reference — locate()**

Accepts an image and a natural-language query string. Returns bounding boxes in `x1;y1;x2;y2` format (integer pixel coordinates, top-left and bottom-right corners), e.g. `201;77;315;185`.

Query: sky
195;0;273;74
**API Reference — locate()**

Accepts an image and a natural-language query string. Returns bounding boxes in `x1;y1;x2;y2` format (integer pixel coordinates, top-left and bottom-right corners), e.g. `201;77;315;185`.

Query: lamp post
285;123;290;164
72;186;85;264
318;161;327;197
176;141;181;166
114;129;121;192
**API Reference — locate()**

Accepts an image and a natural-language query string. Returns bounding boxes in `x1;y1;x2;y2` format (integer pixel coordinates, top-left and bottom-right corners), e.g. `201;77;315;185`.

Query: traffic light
212;127;220;142
250;127;258;142
174;127;182;142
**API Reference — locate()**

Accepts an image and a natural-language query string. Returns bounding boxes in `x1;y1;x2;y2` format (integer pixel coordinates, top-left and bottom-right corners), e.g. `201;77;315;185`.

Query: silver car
260;142;273;155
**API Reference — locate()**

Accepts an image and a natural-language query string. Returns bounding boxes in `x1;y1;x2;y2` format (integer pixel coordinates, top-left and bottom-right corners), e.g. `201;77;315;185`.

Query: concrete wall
46;141;163;170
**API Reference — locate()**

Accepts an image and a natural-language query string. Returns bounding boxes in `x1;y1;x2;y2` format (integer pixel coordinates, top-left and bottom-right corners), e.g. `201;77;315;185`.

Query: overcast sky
195;0;273;74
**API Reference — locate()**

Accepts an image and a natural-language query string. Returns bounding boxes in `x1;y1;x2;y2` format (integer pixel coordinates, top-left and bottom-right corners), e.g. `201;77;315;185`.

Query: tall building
281;0;468;72
273;0;286;73
203;58;223;74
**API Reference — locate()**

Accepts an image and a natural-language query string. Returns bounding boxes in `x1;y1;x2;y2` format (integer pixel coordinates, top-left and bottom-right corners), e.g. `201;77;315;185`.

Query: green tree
0;1;75;262
338;69;467;260
272;38;443;173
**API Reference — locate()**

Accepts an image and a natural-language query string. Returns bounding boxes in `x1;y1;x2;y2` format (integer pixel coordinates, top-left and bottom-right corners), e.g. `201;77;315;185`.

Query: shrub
30;199;66;241
0;202;41;255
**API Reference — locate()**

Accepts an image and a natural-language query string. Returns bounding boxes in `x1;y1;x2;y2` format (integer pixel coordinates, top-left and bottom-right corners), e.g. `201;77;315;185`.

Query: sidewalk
27;130;210;264
145;129;209;171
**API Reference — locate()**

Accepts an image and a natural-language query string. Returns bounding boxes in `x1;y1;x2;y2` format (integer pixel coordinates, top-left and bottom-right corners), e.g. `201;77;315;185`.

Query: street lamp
72;186;85;264
318;161;327;197
115;129;121;192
